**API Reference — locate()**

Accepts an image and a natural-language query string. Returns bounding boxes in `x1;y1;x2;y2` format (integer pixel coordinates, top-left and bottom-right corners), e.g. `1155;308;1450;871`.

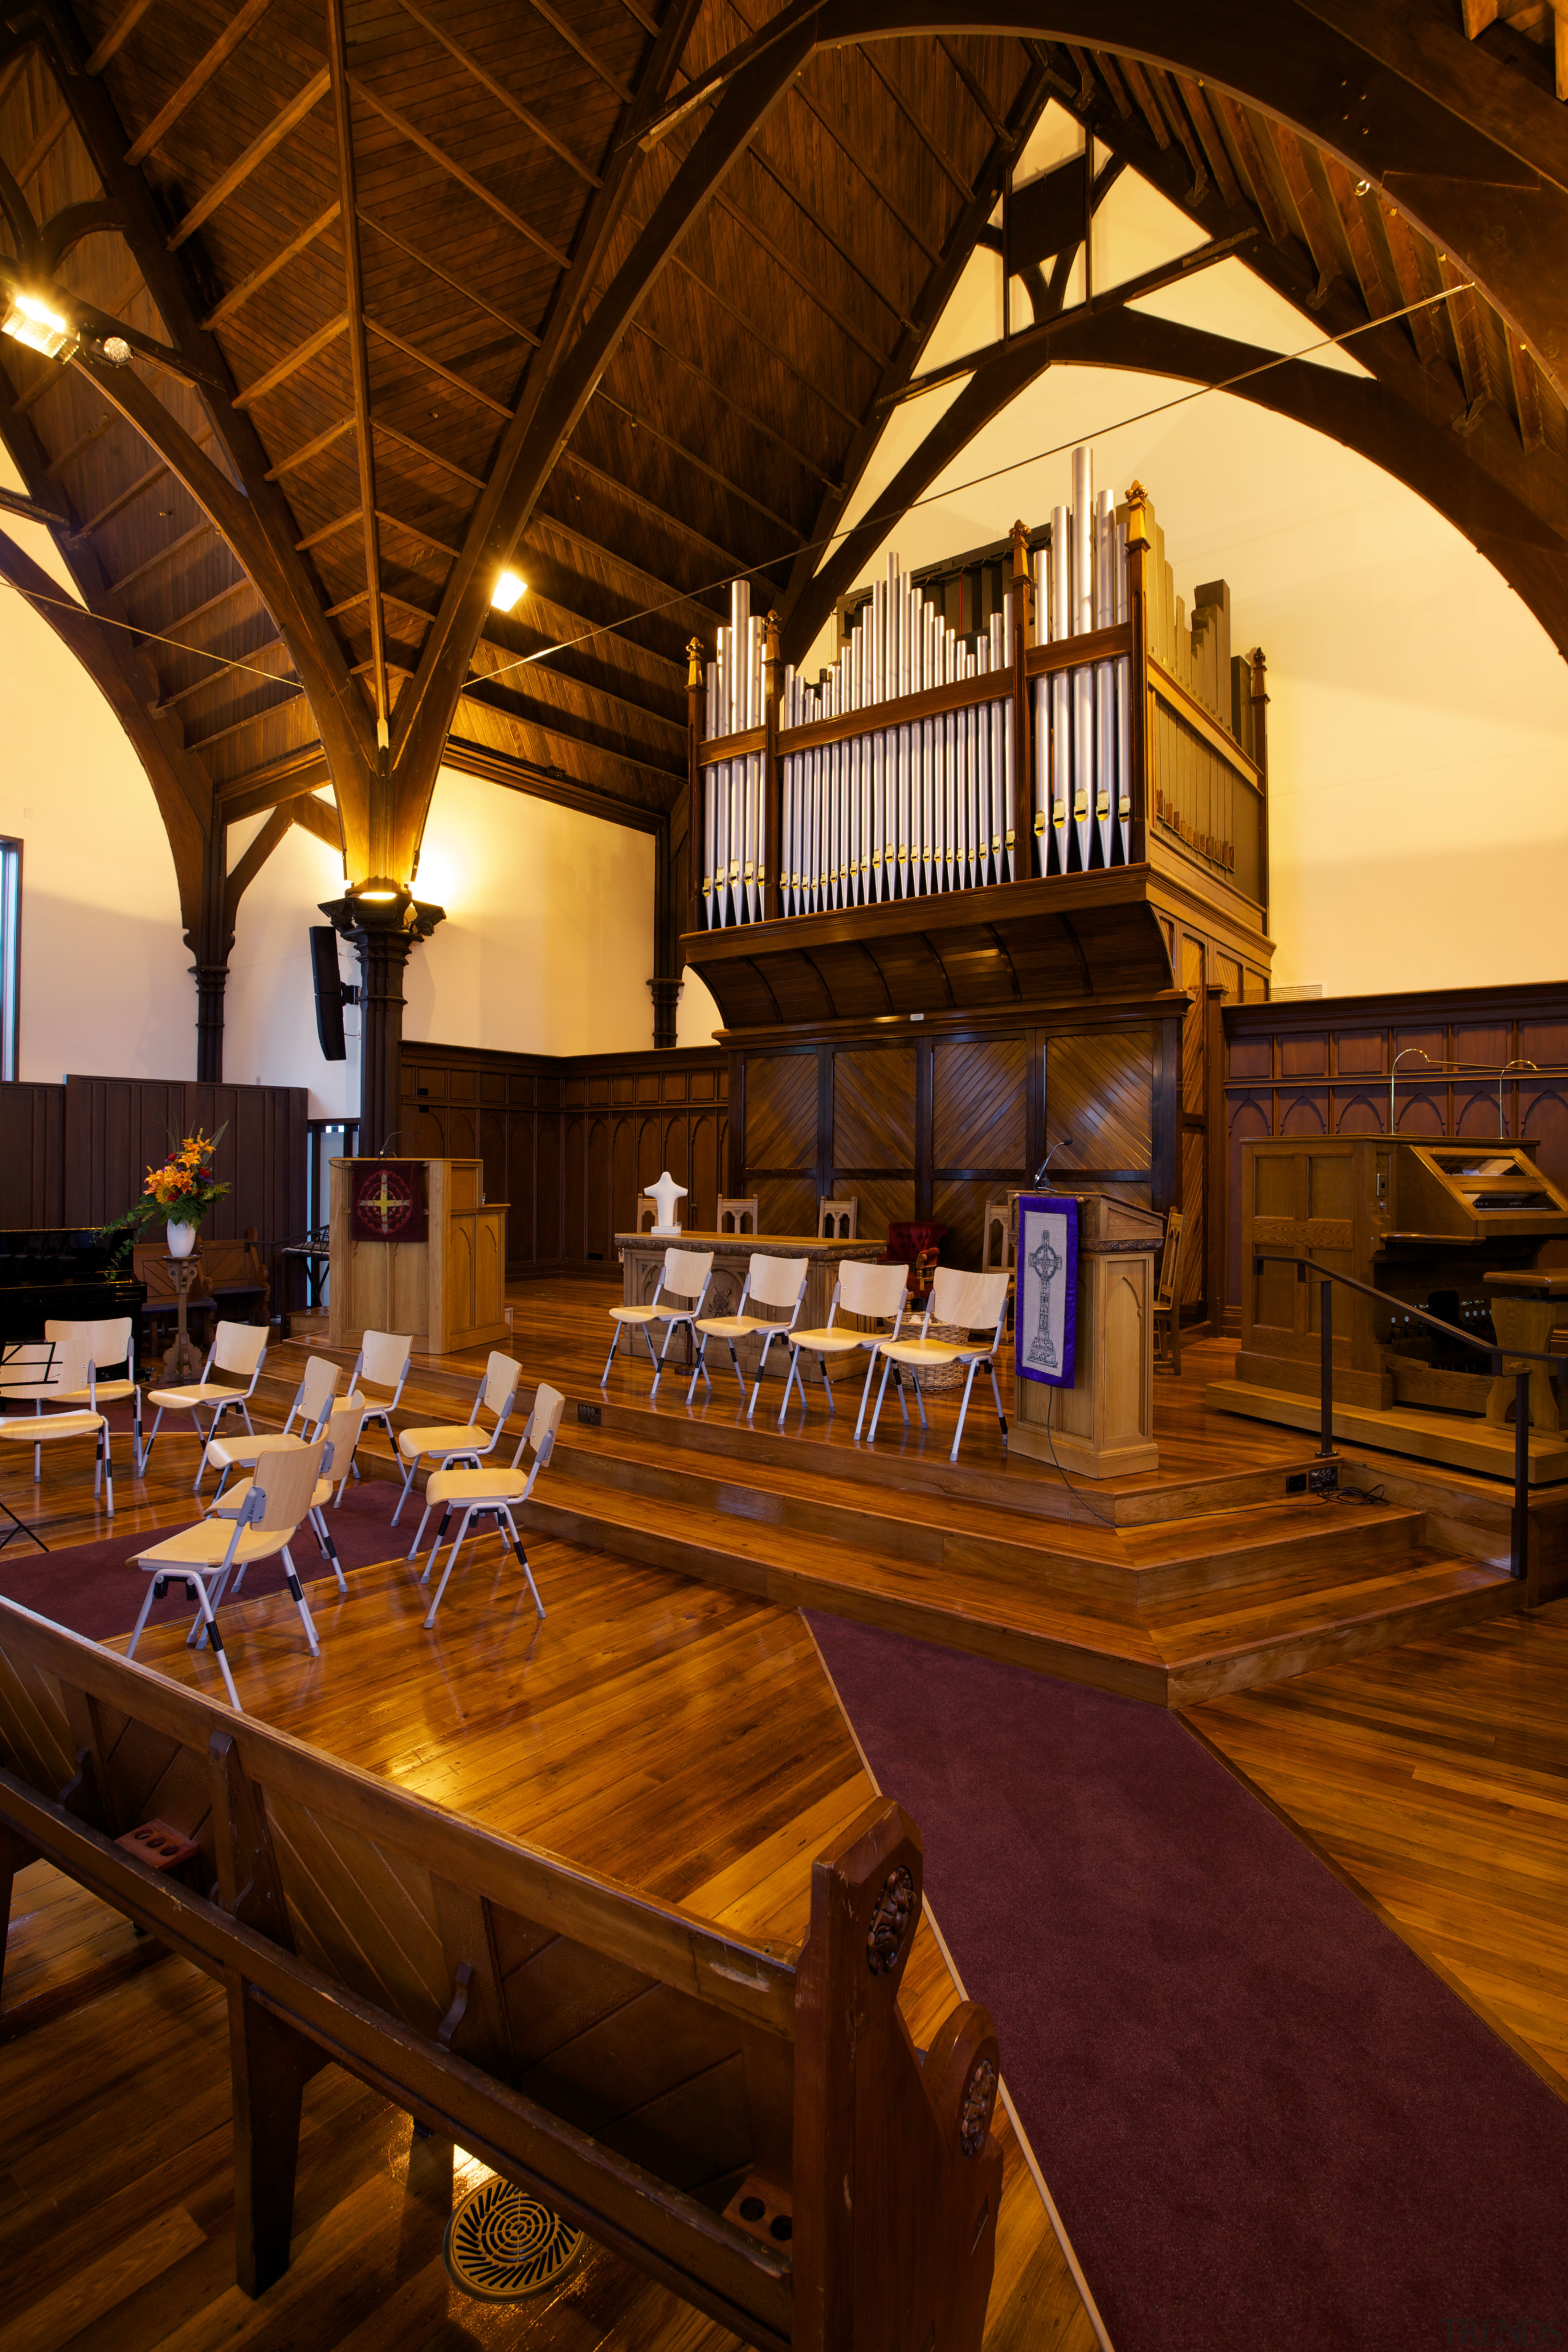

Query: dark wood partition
0;1083;65;1226
1221;982;1568;1318
401;1041;729;1277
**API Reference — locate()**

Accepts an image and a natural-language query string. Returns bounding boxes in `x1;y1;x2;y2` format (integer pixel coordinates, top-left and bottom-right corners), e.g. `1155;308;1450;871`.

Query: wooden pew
0;1600;1003;2348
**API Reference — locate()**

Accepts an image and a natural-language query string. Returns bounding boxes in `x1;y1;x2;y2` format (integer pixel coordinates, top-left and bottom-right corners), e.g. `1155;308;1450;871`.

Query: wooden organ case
678;450;1275;1339
1235;1136;1568;1416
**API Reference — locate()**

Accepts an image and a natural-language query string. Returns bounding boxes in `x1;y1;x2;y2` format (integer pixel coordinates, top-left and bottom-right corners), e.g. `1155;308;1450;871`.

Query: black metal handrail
1253;1254;1568;1580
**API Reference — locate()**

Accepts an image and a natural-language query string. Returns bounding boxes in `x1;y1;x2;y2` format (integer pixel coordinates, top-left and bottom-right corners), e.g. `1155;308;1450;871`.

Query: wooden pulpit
1011;1189;1165;1479
328;1157;508;1355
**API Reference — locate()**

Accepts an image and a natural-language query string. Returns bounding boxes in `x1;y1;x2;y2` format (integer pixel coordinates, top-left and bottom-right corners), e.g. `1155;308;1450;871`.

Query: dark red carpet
809;1615;1568;2352
0;1479;410;1640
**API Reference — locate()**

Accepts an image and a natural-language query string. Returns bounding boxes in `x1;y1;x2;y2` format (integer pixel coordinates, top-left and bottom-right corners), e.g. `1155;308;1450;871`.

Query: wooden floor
1187;1599;1568;2100
0;1499;1102;2351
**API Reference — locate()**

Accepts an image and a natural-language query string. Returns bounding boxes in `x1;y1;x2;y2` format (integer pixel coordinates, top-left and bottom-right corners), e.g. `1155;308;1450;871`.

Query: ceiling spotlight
1354;177;1370;197
350;876;402;905
491;570;526;613
1;291;74;360
100;334;133;366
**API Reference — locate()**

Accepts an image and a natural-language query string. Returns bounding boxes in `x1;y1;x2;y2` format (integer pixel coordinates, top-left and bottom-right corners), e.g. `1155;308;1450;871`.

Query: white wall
224;810;358;1117
677;962;724;1049
812;150;1568;997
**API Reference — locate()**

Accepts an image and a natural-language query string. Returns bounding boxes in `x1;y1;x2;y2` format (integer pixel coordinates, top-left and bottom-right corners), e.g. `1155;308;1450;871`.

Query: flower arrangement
102;1126;230;1262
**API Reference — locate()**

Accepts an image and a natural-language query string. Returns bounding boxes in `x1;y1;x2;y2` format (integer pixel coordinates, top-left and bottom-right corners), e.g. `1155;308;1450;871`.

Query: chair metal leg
854;1351;882;1441
142;1406;165;1469
406;1499;434;1561
280;1546;320;1656
192;1578;243;1709
420;1507;452;1586
911;1372;928;1430
684;1333;710;1408
102;1426;114;1515
894;1367;910;1427
599;1322;624;1387
778;1347;803;1425
422;1508;475;1629
650;1321;681;1400
820;1355;836;1416
748;1332;775;1420
391;1453;420;1525
126;1574;162;1658
951;1360;980;1463
133;1387;145;1476
988;1357;1008;1439
865;1352;894;1443
502;1506;545;1618
311;1507;347;1594
726;1340;746;1400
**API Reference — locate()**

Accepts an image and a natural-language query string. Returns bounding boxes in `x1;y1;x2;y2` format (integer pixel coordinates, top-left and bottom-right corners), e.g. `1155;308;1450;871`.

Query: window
0;837;18;1082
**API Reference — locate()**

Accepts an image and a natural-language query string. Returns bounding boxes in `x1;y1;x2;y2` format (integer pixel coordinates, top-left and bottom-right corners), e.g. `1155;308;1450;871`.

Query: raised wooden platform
1207;1375;1568;1485
266;1293;1547;1708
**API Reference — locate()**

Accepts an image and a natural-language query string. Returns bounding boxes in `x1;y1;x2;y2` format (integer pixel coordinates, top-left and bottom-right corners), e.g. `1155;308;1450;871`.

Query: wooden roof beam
1269;126;1346;303
856;43;972;203
1380;201;1449;369
264;413;355;480
522;0;633;104
710;186;891;364
625;316;842;485
393;0;601;187
1207;89;1292;246
654;242;862;425
203;201;340;330
232;310;350;410
1508;333;1546;453
1321;154;1399;322
87;1;159;75
557;447;767;581
292;790;343;852
349;75;569;272
126;0;277;165
167;66;331;249
357;211;540;349
592;388;804;538
329;0;389;753
363;315;512;420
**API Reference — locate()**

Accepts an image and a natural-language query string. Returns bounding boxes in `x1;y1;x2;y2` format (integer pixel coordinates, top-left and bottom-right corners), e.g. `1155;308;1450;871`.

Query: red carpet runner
809;1614;1568;2352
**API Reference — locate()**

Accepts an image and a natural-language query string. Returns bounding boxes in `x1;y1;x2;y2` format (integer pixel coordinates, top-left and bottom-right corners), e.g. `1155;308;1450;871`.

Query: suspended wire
0;568;306;696
481;282;1476;687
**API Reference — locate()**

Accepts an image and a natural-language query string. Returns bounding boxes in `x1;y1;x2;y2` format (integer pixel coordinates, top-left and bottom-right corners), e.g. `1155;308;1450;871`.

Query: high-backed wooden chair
43;1314;142;1470
393;1351;521;1523
1152;1207;1186;1375
410;1381;566;1629
687;1253;809;1416
637;1192;658;1233
144;1321;269;1486
0;1603;1003;2345
818;1195;858;1240
982;1193;1020;1273
865;1267;1012;1461
717;1195;760;1235
600;1246;715;1398
129;1438;327;1709
203;1352;339;1498
780;1257;909;1434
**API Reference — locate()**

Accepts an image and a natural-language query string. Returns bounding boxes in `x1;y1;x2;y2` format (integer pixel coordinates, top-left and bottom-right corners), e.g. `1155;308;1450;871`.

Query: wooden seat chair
981;1193;1020;1273
43;1315;143;1471
717;1195;760;1235
344;1329;413;1474
0;1335;114;1528
636;1192;658;1233
779;1257;910;1434
203;1352;339;1498
409;1382;566;1629
392;1351;521;1525
866;1267;1012;1461
600;1246;715;1398
210;1400;366;1598
819;1194;858;1240
1152;1207;1186;1375
128;1438;327;1710
686;1253;809;1415
144;1320;270;1486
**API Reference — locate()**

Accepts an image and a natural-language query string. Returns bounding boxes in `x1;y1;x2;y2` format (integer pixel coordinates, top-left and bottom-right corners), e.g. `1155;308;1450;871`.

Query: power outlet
1285;1471;1308;1495
576;1402;601;1426
1308;1461;1340;1494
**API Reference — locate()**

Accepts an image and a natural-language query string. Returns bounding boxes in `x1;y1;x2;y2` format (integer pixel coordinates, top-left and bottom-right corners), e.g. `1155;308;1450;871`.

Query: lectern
328;1158;508;1355
1010;1190;1165;1479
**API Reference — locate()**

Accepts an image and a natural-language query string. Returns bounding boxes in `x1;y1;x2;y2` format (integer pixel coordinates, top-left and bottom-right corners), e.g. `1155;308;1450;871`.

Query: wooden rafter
709;185;890;364
264;413;355;480
363;315;512;420
167;66;330;249
655;244;864;428
1507;334;1546;451
1271;127;1344;301
626;315;841;484
557;447;763;579
203;201;340;330
125;0;277;166
232;311;350;409
357;211;541;350
1379;200;1448;368
348;76;570;272
328;0;388;748
523;0;634;103
86;0;159;75
1321;154;1398;320
1207;89;1291;246
394;0;601;187
857;44;971;202
593;387;804;536
1174;77;1245;212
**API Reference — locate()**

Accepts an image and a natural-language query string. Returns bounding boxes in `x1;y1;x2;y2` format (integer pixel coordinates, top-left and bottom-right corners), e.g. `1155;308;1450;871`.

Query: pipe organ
689;445;1269;933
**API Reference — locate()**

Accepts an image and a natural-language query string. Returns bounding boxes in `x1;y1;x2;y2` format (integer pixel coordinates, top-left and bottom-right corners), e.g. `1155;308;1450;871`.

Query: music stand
0;1339;58;1556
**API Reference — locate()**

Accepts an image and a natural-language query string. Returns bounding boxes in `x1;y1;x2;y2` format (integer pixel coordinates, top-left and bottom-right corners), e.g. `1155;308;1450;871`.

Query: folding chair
687;1254;809;1415
144;1320;269;1487
0;1333;114;1531
409;1382;565;1630
44;1316;142;1472
344;1329;413;1473
392;1351;521;1524
778;1259;910;1434
209;1400;366;1596
202;1351;339;1497
866;1267;1011;1462
600;1247;715;1397
128;1438;327;1711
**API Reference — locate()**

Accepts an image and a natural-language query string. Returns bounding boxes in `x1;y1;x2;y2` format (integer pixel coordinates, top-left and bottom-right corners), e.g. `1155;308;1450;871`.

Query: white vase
167;1219;198;1258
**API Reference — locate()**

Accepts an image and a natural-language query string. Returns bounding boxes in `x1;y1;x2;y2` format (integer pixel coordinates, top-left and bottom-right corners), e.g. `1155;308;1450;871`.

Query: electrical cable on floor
1035;1383;1119;1528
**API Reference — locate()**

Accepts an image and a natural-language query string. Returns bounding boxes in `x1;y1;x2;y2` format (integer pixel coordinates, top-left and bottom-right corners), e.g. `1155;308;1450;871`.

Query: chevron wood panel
932;1038;1027;1172
1180;935;1207;1115
846;1177;916;1246
1046;1031;1153;1172
932;1176;997;1269
1182;1128;1206;1306
745;1054;818;1170
753;1175;818;1236
833;1047;916;1170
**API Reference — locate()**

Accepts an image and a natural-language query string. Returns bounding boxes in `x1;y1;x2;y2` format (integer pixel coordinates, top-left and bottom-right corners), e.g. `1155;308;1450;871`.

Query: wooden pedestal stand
1010;1191;1166;1479
159;1255;205;1387
1483;1270;1568;1433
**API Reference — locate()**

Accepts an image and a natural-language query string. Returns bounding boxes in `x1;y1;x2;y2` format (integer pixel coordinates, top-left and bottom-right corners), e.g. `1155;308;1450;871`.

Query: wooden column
192;818;231;1082
321;894;443;1159
1008;518;1033;881
1205;980;1229;1331
1250;646;1270;926
763;609;783;921
687;636;706;935
1124;482;1152;867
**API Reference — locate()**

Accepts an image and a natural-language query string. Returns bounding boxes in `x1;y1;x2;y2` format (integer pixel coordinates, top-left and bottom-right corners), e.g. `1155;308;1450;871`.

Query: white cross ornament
647;1170;687;1236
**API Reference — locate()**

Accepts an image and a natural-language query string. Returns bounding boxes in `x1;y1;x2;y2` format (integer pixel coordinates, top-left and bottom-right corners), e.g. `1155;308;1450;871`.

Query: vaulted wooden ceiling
1;0;1566;973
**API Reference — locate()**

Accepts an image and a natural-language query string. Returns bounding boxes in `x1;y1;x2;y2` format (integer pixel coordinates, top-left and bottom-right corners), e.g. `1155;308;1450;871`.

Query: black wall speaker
310;925;352;1061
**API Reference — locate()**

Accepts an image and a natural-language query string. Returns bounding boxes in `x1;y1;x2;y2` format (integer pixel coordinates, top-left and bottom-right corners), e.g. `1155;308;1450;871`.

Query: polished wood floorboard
1186;1599;1568;2097
1;1513;1099;2350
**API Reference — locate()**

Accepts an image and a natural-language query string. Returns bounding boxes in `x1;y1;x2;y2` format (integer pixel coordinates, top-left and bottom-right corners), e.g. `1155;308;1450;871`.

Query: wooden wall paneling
1178;934;1207;1319
586;1118;609;1264
831;1046;917;1174
0;1081;65;1226
930;1038;1027;1173
1044;1030;1154;1175
849;1177;916;1246
755;1175;818;1235
564;1121;585;1261
743;1052;817;1170
931;1176;998;1268
60;1077;306;1252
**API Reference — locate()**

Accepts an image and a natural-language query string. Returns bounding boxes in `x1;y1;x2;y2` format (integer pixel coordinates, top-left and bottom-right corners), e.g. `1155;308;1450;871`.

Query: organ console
688;444;1268;933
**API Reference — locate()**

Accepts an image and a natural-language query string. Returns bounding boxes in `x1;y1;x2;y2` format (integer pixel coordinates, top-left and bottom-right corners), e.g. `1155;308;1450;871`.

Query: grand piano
0;1229;148;1359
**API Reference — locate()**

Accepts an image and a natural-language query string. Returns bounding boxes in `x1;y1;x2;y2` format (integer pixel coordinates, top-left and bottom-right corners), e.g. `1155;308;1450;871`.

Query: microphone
1033;1136;1072;1187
